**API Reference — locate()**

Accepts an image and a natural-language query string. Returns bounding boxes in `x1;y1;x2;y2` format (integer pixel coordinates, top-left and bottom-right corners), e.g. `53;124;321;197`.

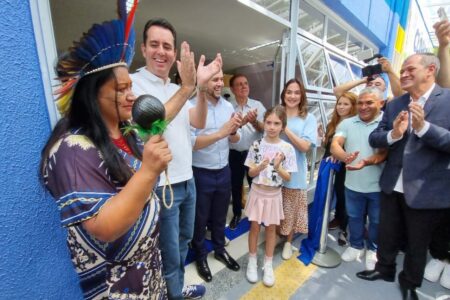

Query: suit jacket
369;84;450;209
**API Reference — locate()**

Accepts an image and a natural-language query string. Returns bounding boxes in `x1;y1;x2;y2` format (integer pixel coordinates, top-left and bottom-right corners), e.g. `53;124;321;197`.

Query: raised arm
189;53;223;129
164;41;196;122
378;57;404;98
434;20;450;88
333;78;367;99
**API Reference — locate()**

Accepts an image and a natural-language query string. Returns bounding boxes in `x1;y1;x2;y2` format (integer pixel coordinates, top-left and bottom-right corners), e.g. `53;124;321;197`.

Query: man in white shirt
131;18;222;300
228;74;266;230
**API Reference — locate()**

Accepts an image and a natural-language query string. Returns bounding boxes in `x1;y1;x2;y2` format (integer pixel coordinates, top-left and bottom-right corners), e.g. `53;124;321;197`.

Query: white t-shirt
244;138;297;187
131;67;193;186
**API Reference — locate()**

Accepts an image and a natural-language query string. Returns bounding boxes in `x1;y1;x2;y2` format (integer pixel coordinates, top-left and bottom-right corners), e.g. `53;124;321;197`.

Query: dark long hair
280;78;308;118
39;67;142;186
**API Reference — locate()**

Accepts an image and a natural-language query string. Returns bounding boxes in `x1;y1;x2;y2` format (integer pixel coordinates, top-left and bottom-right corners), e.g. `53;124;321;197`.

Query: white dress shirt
387;84;435;193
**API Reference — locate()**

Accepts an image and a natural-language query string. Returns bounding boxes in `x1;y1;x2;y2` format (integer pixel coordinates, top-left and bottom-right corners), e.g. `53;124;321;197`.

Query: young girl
323;92;357;246
279;79;318;260
244;105;297;287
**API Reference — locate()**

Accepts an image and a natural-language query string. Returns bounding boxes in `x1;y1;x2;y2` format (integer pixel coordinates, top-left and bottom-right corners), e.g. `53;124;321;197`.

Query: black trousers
229;149;253;217
429;209;450;260
375;191;450;289
333;166;348;231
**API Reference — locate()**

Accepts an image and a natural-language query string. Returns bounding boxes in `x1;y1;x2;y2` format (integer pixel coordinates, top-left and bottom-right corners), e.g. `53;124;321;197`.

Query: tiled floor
184;202;450;300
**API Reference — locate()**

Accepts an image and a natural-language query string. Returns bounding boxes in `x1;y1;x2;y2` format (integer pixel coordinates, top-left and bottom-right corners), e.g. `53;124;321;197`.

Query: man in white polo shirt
131;18;222;300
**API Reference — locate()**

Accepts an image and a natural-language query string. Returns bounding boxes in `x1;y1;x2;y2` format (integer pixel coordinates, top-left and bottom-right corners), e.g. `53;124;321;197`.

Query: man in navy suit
356;53;450;300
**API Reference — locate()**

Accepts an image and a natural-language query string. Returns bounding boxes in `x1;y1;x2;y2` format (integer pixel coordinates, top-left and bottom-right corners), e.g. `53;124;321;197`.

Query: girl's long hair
324;92;358;145
280;78;308;118
39;67;142;187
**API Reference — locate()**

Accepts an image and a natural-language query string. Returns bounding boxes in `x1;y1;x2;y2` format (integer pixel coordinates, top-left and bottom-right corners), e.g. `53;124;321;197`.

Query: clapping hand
409;102;425;132
176;42;196;91
219;113;242;138
392;110;409;139
273;152;285;171
258;158;270;171
197;53;222;87
242;109;258;126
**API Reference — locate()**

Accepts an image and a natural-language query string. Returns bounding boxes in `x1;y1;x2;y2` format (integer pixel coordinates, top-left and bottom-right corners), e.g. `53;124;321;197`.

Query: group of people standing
321;20;450;300
39;3;318;297
39;1;450;299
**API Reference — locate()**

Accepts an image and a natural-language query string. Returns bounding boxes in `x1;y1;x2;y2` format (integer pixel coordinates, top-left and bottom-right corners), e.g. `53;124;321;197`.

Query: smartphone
438;7;448;21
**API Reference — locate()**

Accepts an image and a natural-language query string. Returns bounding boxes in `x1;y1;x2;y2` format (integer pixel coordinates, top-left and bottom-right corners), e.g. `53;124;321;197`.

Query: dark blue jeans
345;188;380;251
157;178;196;300
192;166;231;261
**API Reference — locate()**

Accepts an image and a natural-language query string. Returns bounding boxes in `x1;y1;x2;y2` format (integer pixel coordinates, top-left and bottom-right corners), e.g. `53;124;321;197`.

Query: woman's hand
141;135;172;178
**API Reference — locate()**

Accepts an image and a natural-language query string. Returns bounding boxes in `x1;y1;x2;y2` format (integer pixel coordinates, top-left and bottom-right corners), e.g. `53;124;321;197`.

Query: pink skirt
244;184;284;225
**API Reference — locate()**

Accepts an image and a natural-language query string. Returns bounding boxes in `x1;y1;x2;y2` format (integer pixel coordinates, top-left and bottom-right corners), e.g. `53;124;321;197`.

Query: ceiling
49;0;288;73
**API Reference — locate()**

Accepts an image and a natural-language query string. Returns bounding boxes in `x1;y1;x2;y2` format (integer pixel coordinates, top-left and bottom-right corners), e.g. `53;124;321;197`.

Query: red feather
124;0;138;45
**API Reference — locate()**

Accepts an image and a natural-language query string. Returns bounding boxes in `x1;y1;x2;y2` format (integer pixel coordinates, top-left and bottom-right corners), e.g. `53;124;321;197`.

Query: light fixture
247;40;280;51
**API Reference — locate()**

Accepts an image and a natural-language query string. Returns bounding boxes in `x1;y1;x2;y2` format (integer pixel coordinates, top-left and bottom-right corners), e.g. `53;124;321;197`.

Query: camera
362;54;383;81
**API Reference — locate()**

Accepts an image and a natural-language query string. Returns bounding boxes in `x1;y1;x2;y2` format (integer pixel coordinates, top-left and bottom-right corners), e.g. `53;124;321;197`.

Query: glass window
329;54;353;85
327;19;347;50
249;0;290;20
347;35;364;57
298;0;325;39
298;38;332;90
350;63;362;79
321;100;337;125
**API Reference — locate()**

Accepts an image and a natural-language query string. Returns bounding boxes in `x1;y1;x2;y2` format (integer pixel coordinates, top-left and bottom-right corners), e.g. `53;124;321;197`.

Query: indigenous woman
39;2;171;299
279;79;317;260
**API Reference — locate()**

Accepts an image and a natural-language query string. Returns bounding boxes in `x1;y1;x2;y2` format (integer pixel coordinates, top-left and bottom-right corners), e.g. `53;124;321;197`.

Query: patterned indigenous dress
43;130;167;300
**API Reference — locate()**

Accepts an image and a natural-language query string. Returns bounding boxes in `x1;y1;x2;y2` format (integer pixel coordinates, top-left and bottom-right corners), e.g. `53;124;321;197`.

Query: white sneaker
263;260;275;287
439;262;450;289
424;258;446;282
246;256;258;283
365;250;377;270
282;242;293;260
341;247;365;262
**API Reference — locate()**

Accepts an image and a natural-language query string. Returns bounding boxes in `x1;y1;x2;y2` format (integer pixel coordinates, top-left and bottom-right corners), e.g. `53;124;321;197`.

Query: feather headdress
54;0;139;116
